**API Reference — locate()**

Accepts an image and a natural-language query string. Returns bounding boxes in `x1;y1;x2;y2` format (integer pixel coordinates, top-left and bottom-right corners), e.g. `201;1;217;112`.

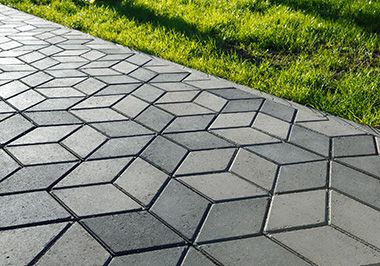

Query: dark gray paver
0;162;76;193
83;211;184;254
36;223;109;266
201;236;310;266
151;180;210;240
0;223;67;266
115;158;168;206
196;197;269;243
1;6;379;265
179;172;267;201
141;136;187;173
109;247;185;266
0;191;70;228
273;226;380;266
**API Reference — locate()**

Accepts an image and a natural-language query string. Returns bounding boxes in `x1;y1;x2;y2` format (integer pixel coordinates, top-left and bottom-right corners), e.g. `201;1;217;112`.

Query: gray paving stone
273;226;380;266
222;98;263;113
62;125;107;158
21;71;53;87
10;125;79;145
164;114;214;133
197;197;269;243
0;80;29;99
53;184;140;216
136;105;174;132
74;77;106;95
83;211;184;254
151;180;210;240
289;125;330;156
298;119;364;137
166;131;233;150
337;155;380;178
56;158;131;188
276;161;328;193
212;127;279;146
156;91;198;103
82;68;121;77
115;158;168;206
0;223;67;266
90;135;153;159
109;247;185;266
0;114;34;144
330;191;380;248
7;89;45;111
333;135;377;157
0;191;70;228
330;161;380;209
141;136;188;173
0;162;75;194
39;77;84;88
201;236;309;266
72;95;123;109
7;144;77;165
70;108;127;122
157;102;213;116
175;148;235;176
113;95;148;118
111;60;138;74
0;149;19;180
128;67;157;81
0;100;15;113
25;110;83;125
28;98;82;111
36;223;109;266
91;120;153;137
266;190;327;231
179;172;267;201
36;87;85;98
96;75;139;84
194;91;227;112
253;113;291;139
149;72;189;83
153;82;199;92
230;148;278;190
209;88;258;100
210;112;256;129
247;142;323;164
95;83;140;95
181;248;216;266
132;83;164;102
261;100;296;122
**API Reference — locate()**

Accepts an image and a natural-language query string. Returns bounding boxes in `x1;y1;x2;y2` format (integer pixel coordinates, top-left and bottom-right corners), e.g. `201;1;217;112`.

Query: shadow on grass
97;0;263;64
272;0;380;33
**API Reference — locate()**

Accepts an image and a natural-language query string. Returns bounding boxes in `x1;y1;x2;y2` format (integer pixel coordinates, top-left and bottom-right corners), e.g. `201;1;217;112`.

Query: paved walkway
0;5;380;266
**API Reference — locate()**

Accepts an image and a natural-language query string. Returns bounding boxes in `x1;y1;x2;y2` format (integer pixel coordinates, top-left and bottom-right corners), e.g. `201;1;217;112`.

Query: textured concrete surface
0;5;380;266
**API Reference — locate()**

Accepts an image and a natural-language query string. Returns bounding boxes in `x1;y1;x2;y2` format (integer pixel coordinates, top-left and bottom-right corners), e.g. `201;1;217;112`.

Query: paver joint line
0;5;379;266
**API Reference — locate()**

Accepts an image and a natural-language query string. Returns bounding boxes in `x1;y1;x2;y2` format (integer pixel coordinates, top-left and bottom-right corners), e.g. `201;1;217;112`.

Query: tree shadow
271;0;380;33
97;0;263;64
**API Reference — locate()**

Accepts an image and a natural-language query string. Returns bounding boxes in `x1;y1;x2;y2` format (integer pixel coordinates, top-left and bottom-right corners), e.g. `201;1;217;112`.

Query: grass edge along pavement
1;0;380;127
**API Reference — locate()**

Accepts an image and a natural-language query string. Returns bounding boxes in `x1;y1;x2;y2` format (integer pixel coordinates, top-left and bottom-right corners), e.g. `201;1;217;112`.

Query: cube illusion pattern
0;5;380;266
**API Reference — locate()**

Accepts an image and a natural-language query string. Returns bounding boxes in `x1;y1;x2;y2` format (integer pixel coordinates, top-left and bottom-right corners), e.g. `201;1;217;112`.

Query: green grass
2;0;380;127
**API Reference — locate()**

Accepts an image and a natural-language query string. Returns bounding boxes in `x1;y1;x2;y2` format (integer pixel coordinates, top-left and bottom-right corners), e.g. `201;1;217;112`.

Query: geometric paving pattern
0;5;380;266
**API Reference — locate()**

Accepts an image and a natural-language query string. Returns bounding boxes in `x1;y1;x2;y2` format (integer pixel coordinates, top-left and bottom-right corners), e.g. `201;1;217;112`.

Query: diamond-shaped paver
273;226;380;266
164;114;215;133
141;136;187;173
333;135;377;157
7;90;45;111
151;180;210;240
113;95;148;118
261;101;296;122
289;125;330;156
266;190;327;231
175;148;235;176
222;98;263;113
72;95;123;109
196;197;269;243
70;108;127;122
91;120;153;137
210;112;256;129
7;144;77;165
55;158;131;188
115;158;168;206
0;114;34;144
90;135;153;159
253;113;291;139
0;80;29;99
201;236;309;266
166;131;233;150
0;223;67;266
132;83;164;102
74;77;106;95
297;119;364;137
337;155;380;178
212;127;279;146
0;162;76;194
179;172;267;201
156;90;198;103
193;91;227;112
36;223;109;266
61;125;107;158
0;191;71;228
208;88;256;100
135;105;174;132
53;184;140;216
82;211;184;254
157;102;213;116
109;247;185;266
25;110;83;125
96;83;140;95
0;149;19;180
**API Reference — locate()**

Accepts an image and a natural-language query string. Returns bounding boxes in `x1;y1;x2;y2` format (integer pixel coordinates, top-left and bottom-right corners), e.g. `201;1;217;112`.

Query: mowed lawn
1;0;380;127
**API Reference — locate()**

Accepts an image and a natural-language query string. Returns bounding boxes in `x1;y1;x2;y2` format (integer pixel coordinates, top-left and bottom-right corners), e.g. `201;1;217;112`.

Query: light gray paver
0;6;380;264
